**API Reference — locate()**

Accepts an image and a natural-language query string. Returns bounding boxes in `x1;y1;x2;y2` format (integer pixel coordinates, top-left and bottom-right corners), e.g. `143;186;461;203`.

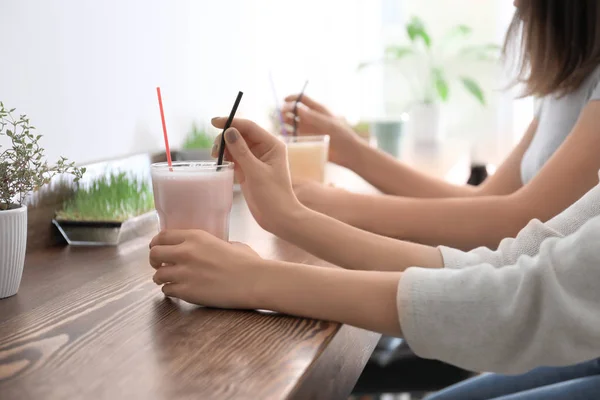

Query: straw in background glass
217;91;244;166
293;80;309;137
268;72;287;136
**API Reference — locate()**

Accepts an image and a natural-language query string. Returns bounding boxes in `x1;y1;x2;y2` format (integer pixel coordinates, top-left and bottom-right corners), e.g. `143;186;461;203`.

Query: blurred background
0;0;533;168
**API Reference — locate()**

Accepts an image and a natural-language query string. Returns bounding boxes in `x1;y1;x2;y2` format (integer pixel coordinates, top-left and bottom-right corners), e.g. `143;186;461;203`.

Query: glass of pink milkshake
150;161;234;240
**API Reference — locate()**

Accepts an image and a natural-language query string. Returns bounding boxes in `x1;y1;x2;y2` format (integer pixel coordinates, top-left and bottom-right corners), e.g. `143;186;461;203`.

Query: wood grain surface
0;185;380;400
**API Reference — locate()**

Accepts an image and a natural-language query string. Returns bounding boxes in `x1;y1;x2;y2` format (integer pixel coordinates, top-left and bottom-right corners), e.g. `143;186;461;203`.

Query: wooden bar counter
0;148;469;399
0;188;380;400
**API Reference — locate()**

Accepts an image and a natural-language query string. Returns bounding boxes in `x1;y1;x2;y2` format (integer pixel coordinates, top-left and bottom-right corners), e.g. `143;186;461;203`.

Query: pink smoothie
151;162;234;240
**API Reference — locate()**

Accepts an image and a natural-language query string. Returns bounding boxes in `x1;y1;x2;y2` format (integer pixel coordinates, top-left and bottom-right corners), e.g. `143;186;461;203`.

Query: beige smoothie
282;135;330;183
151;161;234;240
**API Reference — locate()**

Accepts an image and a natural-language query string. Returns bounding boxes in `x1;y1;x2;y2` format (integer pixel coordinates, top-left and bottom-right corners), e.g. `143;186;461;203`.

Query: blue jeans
425;358;600;400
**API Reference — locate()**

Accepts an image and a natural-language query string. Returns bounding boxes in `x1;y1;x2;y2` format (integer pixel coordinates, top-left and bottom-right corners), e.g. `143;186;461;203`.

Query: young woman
281;0;600;251
149;118;600;386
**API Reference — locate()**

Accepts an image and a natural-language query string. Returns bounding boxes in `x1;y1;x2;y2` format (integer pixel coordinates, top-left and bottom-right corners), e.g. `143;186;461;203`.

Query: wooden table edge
288;324;381;400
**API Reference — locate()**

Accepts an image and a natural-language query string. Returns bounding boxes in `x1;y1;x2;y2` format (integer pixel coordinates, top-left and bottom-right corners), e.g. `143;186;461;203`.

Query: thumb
223;128;258;169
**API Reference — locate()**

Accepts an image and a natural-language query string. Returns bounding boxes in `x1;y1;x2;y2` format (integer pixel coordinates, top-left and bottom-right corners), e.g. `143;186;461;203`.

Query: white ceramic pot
411;103;443;145
0;205;27;299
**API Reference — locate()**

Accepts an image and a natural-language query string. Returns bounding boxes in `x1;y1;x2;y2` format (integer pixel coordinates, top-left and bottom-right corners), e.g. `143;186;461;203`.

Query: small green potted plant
53;172;156;246
359;16;499;144
0;102;84;298
176;122;215;161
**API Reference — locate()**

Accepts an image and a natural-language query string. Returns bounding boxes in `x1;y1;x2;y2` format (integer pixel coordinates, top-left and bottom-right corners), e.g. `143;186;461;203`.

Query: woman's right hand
282;94;362;167
211;117;303;235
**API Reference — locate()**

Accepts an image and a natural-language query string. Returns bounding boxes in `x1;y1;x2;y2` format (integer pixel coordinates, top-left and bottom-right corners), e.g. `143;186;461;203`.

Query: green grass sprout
182;122;214;150
56;172;154;223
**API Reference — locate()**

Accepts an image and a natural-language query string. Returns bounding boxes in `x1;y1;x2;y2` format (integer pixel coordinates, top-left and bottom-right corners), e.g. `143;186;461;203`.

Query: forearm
346;140;478;198
333;192;531;250
400;218;600;374
254;260;402;336
441;187;599;268
275;205;442;272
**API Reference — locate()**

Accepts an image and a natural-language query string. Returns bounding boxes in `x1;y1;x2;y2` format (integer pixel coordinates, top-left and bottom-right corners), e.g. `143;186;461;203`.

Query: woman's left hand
149;230;264;309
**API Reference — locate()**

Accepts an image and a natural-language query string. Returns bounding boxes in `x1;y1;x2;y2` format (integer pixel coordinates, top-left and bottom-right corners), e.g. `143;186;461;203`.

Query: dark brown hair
504;0;600;97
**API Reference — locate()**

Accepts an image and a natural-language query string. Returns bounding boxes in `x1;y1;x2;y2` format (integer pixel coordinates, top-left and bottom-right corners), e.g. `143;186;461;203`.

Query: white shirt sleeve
397;180;600;375
440;179;600;269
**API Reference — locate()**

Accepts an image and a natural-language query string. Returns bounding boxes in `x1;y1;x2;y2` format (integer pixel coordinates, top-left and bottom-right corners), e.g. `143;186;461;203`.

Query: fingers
210;118;278;146
221;128;260;170
283;94;331;115
281;102;304;115
282;110;299;127
211;136;232;161
153;265;187;285
149;245;184;269
211;136;220;158
282;105;331;132
161;283;187;298
150;230;188;248
210;118;286;164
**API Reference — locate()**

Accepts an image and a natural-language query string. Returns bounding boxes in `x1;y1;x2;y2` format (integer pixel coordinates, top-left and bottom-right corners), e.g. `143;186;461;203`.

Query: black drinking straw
293;80;309;137
217;91;244;166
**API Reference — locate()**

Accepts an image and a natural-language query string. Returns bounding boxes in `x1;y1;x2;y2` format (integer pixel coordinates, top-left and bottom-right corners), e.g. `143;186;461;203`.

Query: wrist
339;137;369;171
272;201;314;239
250;259;336;318
247;258;279;310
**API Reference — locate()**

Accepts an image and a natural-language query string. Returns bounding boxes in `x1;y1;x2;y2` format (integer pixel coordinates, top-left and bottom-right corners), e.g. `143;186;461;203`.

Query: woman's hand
149;230;403;337
282;94;362;167
149;230;264;309
210;118;303;234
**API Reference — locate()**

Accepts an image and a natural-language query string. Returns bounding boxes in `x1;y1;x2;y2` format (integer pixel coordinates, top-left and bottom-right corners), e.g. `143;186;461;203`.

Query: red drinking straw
156;87;173;168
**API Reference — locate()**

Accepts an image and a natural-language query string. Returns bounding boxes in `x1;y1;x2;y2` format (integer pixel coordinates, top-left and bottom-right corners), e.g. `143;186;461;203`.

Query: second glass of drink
281;135;330;183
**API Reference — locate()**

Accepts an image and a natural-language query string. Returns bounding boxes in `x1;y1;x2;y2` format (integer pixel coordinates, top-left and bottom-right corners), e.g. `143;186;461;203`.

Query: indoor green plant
56;172;154;222
0;102;84;298
53;172;156;246
177;122;215;161
359;16;499;143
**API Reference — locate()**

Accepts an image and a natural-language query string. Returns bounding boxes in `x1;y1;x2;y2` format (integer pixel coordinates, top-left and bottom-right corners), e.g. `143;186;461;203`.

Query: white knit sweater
397;173;600;375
